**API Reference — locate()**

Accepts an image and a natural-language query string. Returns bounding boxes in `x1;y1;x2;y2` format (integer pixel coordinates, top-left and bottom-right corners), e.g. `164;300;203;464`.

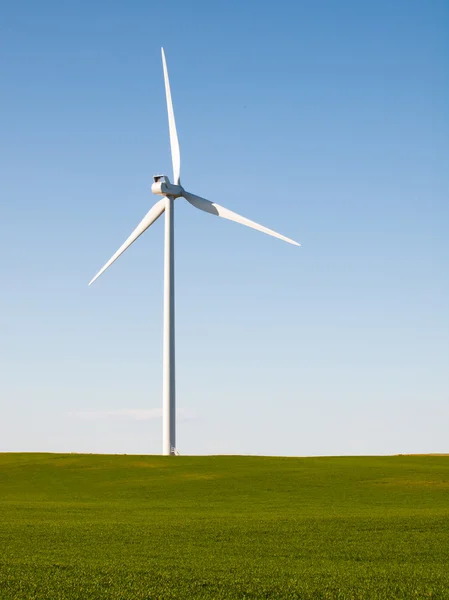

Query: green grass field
1;454;449;599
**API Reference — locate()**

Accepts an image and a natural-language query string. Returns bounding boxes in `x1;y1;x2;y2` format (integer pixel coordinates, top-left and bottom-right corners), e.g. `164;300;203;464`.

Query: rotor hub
152;175;183;198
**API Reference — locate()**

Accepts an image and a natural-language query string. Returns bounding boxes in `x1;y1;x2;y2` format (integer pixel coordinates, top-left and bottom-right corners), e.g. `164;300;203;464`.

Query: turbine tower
89;49;300;455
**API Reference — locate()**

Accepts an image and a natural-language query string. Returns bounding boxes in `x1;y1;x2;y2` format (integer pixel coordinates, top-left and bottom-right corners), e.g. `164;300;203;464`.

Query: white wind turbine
89;48;300;455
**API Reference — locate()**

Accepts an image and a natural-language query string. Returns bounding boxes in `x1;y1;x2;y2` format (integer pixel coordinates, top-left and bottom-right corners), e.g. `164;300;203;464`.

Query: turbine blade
161;48;181;185
183;191;300;246
89;199;166;286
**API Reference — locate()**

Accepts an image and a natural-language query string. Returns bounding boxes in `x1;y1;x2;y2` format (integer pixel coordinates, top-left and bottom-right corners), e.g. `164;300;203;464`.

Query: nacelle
151;175;183;198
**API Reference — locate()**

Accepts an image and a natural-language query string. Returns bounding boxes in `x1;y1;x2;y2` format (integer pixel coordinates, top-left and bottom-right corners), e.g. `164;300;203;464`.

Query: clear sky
1;0;448;456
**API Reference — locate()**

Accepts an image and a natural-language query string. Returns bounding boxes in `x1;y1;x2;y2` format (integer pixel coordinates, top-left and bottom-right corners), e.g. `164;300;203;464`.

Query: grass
1;453;449;599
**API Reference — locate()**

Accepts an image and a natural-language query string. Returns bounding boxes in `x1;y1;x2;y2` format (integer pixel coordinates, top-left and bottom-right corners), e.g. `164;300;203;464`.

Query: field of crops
0;453;448;599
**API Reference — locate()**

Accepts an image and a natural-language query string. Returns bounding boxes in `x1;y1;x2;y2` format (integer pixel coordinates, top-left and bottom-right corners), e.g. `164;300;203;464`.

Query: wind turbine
89;48;300;456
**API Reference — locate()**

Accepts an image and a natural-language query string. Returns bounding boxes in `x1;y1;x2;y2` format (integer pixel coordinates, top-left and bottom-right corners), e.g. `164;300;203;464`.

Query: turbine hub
152;175;183;198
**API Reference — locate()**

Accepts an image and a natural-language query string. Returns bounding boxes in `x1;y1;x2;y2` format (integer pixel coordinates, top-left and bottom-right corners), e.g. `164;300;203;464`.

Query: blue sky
1;0;448;455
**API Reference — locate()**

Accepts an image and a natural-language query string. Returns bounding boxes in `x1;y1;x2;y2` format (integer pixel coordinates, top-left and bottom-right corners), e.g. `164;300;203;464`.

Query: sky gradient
1;0;448;455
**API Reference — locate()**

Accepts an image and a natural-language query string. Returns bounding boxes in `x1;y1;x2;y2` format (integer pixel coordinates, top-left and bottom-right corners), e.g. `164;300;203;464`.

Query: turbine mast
162;195;176;455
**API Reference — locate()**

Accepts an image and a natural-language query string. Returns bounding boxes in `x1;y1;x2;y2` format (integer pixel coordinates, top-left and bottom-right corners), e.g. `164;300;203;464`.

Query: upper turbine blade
161;48;181;185
88;199;166;286
183;191;300;246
